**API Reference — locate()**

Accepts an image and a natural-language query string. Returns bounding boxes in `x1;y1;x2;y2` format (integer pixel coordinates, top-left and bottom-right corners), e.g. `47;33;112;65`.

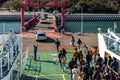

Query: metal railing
103;33;120;56
0;32;22;79
22;47;29;73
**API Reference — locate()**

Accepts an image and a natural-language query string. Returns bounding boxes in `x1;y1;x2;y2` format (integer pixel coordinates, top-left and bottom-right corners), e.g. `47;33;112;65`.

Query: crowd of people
56;35;120;80
33;35;120;80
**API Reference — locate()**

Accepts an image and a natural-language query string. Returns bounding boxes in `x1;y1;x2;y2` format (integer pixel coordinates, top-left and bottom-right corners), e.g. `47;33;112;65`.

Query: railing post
21;6;25;31
20;36;23;77
10;46;13;65
107;37;110;49
8;52;10;70
0;58;2;78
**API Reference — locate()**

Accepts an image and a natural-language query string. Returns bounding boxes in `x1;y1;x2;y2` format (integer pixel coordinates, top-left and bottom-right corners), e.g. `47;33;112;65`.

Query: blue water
65;21;120;33
0;21;120;33
0;21;21;32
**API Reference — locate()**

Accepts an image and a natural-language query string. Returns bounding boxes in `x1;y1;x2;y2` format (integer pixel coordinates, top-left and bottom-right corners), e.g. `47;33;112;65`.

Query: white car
39;18;47;24
36;31;47;41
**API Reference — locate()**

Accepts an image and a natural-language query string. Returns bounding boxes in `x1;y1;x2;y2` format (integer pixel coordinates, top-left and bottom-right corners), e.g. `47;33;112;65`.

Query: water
0;21;21;32
65;21;120;33
0;21;120;33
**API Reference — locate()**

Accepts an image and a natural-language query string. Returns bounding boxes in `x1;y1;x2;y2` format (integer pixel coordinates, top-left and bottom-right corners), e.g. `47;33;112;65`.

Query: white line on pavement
51;54;58;56
62;74;66;80
53;58;58;60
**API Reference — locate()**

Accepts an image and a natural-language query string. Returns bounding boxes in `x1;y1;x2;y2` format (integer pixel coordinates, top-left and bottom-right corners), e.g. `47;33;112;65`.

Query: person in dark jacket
86;51;92;67
110;58;119;73
55;39;60;52
61;48;67;57
58;50;63;67
33;44;38;61
70;35;75;46
77;38;82;49
69;58;77;80
96;53;103;66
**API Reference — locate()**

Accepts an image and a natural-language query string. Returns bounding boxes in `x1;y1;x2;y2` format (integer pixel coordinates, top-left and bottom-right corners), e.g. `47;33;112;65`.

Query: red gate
20;0;67;31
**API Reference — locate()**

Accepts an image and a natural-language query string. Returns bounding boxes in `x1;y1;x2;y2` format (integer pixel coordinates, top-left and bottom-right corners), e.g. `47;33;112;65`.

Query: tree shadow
39;60;59;66
21;74;51;80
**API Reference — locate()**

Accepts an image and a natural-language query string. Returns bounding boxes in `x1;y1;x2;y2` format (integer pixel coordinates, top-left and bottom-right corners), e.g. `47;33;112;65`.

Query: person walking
70;35;75;46
55;39;60;52
58;50;63;67
77;38;82;49
58;49;66;72
96;53;103;66
110;58;119;73
61;48;67;57
79;58;85;71
86;51;92;67
33;44;38;61
60;53;66;72
72;64;80;80
72;48;79;64
69;58;77;80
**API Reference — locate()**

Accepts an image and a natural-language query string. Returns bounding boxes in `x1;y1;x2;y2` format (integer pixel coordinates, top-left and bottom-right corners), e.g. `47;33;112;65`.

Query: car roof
37;31;45;34
41;18;46;20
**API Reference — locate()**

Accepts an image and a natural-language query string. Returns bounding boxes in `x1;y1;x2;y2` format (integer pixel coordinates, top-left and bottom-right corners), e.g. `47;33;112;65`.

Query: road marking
53;58;58;60
30;73;68;77
62;74;66;80
51;54;58;56
36;76;38;80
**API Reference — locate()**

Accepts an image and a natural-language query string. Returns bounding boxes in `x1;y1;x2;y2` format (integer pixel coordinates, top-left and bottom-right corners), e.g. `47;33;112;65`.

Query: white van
36;31;47;41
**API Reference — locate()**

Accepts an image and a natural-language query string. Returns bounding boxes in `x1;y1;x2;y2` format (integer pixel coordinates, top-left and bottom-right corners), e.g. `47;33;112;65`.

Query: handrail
21;47;29;73
107;66;119;76
0;33;22;79
0;34;21;58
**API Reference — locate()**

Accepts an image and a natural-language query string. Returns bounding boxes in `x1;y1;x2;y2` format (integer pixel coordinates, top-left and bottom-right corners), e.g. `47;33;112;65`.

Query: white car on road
39;18;47;24
36;31;47;41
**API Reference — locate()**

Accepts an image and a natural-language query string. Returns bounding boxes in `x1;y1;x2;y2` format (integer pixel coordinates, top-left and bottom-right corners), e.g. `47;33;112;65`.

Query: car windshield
38;34;45;36
41;18;46;20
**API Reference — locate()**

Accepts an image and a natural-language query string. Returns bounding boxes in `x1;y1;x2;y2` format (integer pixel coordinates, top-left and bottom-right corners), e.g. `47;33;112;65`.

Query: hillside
0;0;120;14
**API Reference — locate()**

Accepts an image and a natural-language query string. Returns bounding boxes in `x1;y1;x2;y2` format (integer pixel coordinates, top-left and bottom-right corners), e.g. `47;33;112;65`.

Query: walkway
21;50;72;80
21;14;98;80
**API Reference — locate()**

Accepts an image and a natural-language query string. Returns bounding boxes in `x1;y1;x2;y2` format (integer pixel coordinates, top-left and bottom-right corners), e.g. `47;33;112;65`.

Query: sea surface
0;21;120;33
65;21;120;33
0;21;21;32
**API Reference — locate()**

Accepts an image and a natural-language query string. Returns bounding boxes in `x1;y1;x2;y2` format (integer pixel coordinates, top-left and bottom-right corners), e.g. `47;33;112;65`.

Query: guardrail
57;14;120;21
103;33;120;56
0;32;22;79
0;15;33;21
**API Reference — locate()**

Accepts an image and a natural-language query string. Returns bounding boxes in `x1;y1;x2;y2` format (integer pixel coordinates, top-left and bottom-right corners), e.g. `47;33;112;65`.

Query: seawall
0;15;33;21
57;14;120;21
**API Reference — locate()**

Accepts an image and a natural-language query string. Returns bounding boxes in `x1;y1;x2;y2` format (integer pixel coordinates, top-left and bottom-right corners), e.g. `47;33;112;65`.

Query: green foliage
67;0;120;13
87;0;105;13
8;0;20;11
2;0;120;13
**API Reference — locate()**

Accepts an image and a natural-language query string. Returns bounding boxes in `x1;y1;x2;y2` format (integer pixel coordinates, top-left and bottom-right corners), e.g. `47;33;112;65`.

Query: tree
8;0;20;11
86;0;104;13
1;0;120;13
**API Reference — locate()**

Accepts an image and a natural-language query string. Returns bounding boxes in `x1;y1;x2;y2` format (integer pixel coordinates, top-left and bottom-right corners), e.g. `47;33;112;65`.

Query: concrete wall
57;14;120;21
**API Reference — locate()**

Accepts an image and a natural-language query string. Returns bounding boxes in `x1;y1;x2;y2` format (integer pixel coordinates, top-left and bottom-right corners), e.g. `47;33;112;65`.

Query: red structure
20;0;67;31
